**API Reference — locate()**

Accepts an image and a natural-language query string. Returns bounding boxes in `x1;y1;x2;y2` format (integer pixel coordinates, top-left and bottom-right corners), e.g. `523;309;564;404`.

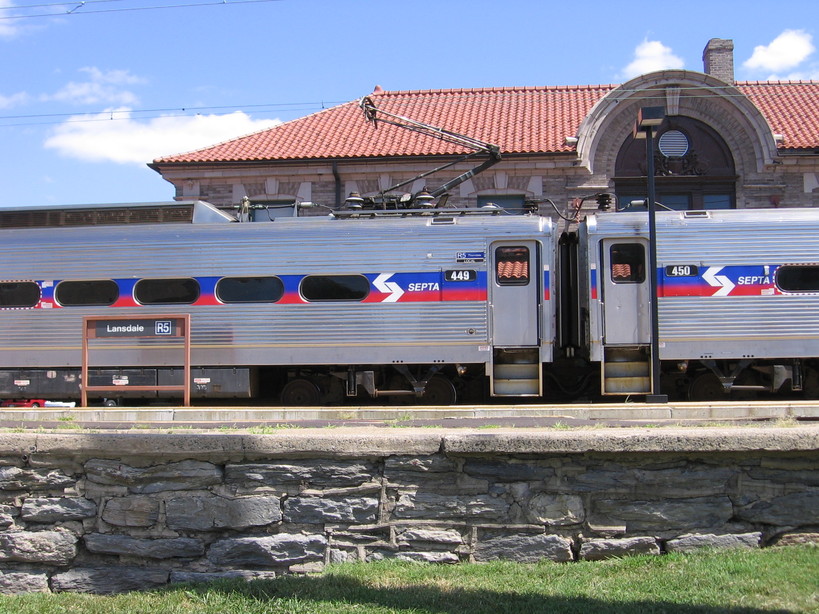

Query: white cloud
44;108;281;164
45;67;145;106
620;40;685;79
0;91;28;109
765;68;819;81
744;30;815;72
0;0;20;37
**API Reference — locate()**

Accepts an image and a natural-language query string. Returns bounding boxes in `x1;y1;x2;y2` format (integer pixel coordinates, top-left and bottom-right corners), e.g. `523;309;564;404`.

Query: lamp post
633;106;668;403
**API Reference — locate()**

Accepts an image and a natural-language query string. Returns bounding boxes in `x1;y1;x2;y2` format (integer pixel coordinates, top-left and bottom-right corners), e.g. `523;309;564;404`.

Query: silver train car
0;201;557;405
571;208;819;400
1;201;819;405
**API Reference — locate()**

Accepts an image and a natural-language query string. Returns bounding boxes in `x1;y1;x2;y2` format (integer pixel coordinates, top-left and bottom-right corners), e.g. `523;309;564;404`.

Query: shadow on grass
174;569;796;614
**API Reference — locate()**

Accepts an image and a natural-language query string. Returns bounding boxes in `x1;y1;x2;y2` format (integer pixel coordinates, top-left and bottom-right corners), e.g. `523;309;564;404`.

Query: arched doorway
614;116;737;210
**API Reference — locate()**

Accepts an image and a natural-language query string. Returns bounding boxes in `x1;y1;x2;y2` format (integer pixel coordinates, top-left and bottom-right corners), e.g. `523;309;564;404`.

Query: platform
1;400;817;430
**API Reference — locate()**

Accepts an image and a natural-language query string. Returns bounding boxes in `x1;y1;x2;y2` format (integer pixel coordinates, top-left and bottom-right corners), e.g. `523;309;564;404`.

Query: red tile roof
154;81;819;165
737;81;819;150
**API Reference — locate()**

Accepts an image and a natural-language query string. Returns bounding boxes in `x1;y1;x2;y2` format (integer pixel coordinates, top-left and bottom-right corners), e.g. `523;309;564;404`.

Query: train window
301;275;370;301
775;265;819;293
0;282;40;308
495;246;530;285
55;280;119;306
610;244;645;283
217;276;284;303
134;278;200;304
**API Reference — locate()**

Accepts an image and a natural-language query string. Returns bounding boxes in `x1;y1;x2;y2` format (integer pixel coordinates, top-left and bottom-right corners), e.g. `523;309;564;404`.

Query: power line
0;100;347;128
0;0;127;11
0;0;283;21
0;100;345;121
2;86;817;128
1;82;815;129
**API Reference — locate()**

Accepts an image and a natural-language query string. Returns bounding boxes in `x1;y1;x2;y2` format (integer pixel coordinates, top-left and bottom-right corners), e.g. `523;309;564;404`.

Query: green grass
0;546;816;614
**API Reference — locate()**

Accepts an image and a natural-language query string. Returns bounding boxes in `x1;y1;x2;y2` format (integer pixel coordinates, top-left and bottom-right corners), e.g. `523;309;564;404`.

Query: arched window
615;116;736;210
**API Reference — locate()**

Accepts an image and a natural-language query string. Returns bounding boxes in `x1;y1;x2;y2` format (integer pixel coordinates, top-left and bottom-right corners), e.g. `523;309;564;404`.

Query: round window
658;130;689;157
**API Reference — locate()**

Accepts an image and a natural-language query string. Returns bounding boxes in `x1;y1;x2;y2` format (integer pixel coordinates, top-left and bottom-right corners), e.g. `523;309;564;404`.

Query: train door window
775;265;819;293
610;244;645;283
301;275;370;301
217;276;284;303
134;278;200;304
55;280;119;306
0;282;40;307
495;246;530;285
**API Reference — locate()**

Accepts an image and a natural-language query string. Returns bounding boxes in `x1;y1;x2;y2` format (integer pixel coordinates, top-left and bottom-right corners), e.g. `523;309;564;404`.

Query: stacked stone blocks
0;432;817;594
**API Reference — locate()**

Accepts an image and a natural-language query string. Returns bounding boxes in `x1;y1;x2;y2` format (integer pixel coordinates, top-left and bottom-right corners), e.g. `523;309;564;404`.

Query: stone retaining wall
0;427;818;594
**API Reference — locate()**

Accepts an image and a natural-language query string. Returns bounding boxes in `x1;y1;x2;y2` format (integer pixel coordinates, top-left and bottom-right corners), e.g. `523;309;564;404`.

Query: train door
600;238;650;344
490;242;540;345
489;241;542;396
599;238;653;395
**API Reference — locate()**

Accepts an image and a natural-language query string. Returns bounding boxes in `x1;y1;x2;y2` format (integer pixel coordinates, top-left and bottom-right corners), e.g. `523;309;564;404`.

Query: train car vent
129;208;163;223
429;216;456;225
95;209;130;224
683;211;711;219
163;206;196;223
63;210;97;226
0;204;195;229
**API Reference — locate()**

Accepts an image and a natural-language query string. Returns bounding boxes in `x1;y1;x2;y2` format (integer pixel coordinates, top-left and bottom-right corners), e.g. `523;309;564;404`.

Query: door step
602;347;650;395
492;351;541;396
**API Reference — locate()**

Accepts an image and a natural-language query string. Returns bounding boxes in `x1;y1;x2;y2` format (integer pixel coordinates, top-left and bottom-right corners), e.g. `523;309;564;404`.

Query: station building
150;39;819;218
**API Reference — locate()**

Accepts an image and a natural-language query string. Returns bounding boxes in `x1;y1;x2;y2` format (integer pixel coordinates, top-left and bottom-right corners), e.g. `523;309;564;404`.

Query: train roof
0;200;235;229
0;200;557;234
585;207;819;233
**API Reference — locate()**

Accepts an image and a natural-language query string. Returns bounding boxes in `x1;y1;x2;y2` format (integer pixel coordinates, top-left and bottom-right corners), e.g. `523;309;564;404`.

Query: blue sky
1;0;818;208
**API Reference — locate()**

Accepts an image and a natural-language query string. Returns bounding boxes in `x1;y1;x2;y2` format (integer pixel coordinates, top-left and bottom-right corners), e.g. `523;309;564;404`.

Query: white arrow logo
373;273;405;302
702;266;735;297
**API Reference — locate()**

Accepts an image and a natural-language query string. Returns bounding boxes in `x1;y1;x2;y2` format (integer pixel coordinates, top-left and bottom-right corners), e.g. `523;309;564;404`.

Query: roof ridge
371;84;620;97
736;79;819;86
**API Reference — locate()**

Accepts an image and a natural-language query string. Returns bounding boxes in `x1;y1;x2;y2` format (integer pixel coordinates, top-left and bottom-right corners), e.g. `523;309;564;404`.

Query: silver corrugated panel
0;214;552;369
590;209;819;262
6;215;552;277
661;297;819;336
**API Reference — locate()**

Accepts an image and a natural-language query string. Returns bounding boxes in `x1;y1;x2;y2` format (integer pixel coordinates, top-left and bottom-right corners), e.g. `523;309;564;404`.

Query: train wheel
688;372;724;402
280;378;321;406
420;375;457;406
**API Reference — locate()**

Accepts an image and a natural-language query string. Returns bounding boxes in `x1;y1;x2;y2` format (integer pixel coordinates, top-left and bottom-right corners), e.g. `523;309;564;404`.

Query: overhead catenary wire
0;101;340;121
2;79;816;129
0;0;283;20
0;0;126;9
0;101;348;128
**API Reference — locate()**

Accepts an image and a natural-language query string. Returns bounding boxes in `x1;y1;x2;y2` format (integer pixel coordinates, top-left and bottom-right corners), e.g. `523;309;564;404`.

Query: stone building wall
0;428;817;594
162;143;819;218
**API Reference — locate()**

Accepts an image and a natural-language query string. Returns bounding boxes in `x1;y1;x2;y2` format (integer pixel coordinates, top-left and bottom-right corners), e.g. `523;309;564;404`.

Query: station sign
91;318;185;338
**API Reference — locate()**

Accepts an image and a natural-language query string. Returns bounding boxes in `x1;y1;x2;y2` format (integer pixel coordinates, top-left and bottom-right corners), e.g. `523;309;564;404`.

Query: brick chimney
702;38;734;83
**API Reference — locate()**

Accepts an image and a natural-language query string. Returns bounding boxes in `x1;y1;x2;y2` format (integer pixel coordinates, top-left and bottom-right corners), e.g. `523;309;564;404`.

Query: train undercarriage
1;355;818;407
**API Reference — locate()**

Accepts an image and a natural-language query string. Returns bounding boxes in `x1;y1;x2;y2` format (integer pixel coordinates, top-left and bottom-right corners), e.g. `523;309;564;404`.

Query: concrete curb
1;400;819;424
2;425;818;462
